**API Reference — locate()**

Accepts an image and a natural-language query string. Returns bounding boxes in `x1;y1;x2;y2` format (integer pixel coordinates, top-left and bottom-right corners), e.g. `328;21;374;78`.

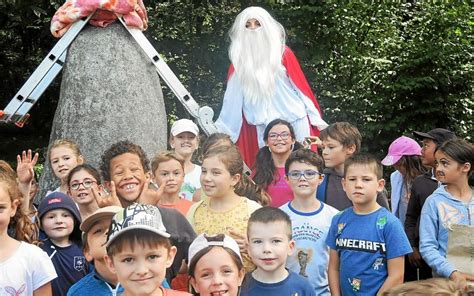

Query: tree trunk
38;22;167;201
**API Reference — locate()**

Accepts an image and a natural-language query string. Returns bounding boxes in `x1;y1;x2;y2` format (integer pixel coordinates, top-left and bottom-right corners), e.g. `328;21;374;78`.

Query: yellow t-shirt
187;196;261;271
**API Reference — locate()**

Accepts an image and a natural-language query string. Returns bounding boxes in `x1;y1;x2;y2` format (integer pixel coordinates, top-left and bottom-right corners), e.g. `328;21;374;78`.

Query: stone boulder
38;22;167;200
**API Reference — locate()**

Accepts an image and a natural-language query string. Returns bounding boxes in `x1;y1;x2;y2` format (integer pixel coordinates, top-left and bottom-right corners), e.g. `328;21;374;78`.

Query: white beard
230;29;284;105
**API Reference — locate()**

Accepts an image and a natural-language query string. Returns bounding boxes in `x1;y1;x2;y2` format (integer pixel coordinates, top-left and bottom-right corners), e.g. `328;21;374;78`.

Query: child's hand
16;150;39;185
407;247;422;268
228;229;249;254
450;271;474;291
138;179;164;205
92;181;121;207
303;136;322;149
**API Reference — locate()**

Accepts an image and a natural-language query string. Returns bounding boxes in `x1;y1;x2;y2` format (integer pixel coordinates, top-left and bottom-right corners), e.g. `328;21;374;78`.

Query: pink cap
381;136;422;166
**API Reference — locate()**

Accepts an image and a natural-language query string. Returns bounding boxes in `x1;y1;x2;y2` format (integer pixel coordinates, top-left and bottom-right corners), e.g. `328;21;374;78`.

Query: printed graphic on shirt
437;202;464;230
293;222;324;242
337;223;345;235
296;248;313;278
372;257;384;270
348;278;361;292
74;256;86;271
1;284;26;296
335;238;386;254
376;216;387;229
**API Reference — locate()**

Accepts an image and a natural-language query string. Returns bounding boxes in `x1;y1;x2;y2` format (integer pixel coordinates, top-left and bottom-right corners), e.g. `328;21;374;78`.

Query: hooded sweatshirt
419;185;474;278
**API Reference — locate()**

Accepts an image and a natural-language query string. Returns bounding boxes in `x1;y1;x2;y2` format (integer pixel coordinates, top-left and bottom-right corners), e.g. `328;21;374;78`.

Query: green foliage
1;1;472;164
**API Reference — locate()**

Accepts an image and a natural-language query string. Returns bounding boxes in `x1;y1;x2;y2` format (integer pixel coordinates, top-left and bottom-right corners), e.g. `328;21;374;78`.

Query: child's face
68;169;100;206
321;137;354;169
170;132;198;158
41;208;75;243
247;221;294;276
342;164;385;207
106;243;176;296
108;153;147;204
434;150;470;185
190;247;245;296
200;155;240;199
153;159;184;195
84;218;111;263
421;139;437;167
50;146;83;181
265;124;295;155
286;161;324;198
0;183;19;232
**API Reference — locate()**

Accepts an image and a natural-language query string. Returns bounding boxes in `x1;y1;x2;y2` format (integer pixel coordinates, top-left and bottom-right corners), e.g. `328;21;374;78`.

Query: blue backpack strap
316;174;328;203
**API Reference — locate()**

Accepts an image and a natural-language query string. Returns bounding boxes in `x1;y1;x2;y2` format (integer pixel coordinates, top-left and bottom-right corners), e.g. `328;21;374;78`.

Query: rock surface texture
39;22;167;198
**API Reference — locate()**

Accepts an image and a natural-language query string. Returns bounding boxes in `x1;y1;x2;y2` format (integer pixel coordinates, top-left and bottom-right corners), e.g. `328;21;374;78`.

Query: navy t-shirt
241;271;315;296
42;239;89;296
326;207;412;295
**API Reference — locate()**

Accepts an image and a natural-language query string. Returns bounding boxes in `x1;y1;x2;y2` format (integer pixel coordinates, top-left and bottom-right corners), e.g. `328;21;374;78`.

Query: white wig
228;7;286;104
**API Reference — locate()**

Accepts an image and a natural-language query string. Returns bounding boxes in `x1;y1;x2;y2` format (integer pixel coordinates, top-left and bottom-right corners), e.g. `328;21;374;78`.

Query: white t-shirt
0;242;57;295
280;201;338;296
180;164;201;201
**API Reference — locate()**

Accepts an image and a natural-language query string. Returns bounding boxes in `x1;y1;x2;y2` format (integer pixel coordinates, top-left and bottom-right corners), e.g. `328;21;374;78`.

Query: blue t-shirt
241;271;315;296
67;269;123;296
326;207;411;295
42;239;89;296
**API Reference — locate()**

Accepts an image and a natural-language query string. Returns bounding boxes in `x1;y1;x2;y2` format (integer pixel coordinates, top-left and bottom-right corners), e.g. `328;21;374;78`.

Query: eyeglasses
70;180;97;191
287;170;322;180
268;131;290;141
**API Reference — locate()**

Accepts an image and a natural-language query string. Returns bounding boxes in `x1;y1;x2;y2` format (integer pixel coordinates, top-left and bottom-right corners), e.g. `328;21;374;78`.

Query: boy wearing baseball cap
169;119;201;201
67;206;123;296
404;128;456;281
104;203;191;296
38;192;89;296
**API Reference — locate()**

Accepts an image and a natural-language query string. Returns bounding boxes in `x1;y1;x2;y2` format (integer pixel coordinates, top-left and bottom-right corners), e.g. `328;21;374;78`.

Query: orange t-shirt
159;199;194;216
161;287;192;296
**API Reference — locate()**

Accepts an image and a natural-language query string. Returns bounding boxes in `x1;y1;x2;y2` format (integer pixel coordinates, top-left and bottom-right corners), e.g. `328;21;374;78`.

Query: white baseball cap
106;203;170;247
170;119;199;136
188;233;242;266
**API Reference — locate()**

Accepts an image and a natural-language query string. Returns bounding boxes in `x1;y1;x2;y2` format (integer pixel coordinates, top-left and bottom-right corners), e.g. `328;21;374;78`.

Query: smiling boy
105;203;191;296
280;149;338;295
242;207;315;296
326;154;411;295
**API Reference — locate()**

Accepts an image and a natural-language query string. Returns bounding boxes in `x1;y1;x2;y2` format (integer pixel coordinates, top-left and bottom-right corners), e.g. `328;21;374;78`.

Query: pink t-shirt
266;167;294;207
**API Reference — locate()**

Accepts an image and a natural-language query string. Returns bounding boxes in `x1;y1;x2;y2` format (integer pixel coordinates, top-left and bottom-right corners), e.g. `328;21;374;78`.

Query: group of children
1;118;473;296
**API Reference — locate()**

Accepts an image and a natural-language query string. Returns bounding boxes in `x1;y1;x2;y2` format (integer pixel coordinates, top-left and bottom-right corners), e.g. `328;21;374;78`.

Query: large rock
38;22;167;199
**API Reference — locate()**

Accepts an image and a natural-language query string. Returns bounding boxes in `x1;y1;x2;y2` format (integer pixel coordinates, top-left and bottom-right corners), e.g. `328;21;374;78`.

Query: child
188;233;245;296
0;161;57;295
170;119;201;202
253;119;303;207
38;192;89;296
326;154;412;295
381;136;425;226
201;133;271;206
67;206;123;296
381;136;427;282
67;164;101;220
187;145;261;271
382;278;470;296
99;140;197;282
16;149;40;219
151;151;194;216
405;128;456;280
317;122;389;210
419;138;474;290
48;139;84;194
280;149;339;295
242;207;315;296
104;203;191;296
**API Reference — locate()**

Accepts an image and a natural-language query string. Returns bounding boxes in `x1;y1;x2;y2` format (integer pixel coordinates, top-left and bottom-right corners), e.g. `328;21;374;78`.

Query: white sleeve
215;74;244;143
31;245;57;291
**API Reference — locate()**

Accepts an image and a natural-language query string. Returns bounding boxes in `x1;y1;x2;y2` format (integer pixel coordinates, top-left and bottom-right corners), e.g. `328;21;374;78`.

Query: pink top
266;167;294;207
